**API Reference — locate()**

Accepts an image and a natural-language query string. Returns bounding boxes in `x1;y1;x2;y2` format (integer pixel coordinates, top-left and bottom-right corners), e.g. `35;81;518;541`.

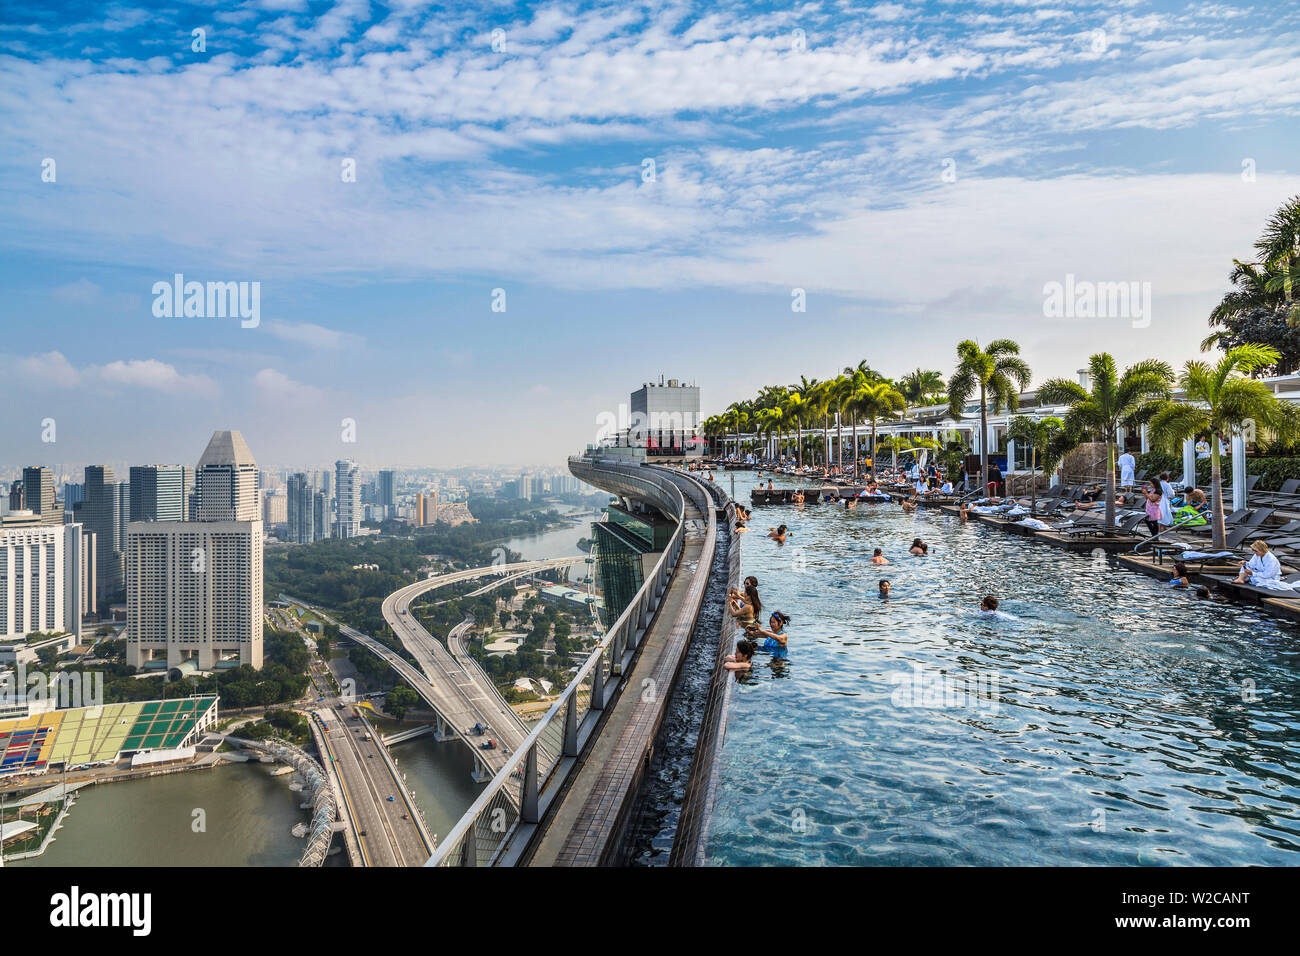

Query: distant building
0;523;85;642
128;465;186;522
334;459;360;538
22;466;60;525
262;489;287;526
286;473;314;543
628;376;701;453
378;470;395;510
83;466;123;601
125;430;264;671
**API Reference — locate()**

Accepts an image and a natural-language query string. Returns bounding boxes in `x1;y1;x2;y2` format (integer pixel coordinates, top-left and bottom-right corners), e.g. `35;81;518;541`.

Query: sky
2;0;1299;472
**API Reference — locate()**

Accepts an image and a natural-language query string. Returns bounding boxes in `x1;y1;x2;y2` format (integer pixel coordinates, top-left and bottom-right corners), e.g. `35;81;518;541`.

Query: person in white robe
1234;541;1293;588
1158;473;1176;527
1117;451;1136;489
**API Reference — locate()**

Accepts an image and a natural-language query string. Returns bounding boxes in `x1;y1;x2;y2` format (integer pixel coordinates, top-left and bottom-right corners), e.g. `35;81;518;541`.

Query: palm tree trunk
979;384;989;495
1104;434;1116;530
1210;437;1227;550
836;415;843;475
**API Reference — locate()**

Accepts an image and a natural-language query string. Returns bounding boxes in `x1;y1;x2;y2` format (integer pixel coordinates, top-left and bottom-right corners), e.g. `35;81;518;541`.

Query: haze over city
4;0;1300;466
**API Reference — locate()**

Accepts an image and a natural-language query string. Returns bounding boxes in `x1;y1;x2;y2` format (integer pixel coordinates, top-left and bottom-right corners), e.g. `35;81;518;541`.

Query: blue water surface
704;473;1300;866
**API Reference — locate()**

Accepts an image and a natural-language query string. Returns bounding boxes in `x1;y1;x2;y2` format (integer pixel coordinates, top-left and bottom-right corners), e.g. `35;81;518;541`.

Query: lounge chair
1060;513;1147;538
1203;570;1300;604
1251;478;1300;506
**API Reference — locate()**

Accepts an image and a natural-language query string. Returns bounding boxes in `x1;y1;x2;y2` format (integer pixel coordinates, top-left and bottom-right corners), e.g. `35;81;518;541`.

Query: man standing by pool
1118;449;1137;490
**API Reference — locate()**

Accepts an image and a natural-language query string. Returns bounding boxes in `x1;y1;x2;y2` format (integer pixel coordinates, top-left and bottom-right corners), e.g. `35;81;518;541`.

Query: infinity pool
703;473;1300;866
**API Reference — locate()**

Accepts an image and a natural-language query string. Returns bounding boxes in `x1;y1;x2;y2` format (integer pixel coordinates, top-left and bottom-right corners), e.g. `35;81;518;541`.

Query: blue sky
3;0;1300;471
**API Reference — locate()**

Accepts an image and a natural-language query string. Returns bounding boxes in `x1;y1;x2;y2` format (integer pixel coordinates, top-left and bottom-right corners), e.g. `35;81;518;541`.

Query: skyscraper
334;459;360;538
312;490;329;542
84;465;122;601
125;430;264;670
0;523;84;642
22;466;59;524
378;470;395;510
195;431;260;521
128;465;185;522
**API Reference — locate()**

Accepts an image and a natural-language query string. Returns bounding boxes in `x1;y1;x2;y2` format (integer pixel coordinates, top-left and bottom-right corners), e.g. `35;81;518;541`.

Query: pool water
703;473;1300;866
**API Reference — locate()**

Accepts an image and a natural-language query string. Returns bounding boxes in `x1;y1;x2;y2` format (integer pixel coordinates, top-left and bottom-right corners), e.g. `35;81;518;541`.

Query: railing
427;456;689;866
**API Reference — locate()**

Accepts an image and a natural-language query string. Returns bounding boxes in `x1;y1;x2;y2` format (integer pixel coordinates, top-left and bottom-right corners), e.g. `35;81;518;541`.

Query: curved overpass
430;458;725;867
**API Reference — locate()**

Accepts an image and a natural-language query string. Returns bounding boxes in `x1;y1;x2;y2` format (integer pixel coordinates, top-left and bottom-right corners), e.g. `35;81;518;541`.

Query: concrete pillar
1140;424;1150;453
1182;439;1196;489
1232;435;1247;511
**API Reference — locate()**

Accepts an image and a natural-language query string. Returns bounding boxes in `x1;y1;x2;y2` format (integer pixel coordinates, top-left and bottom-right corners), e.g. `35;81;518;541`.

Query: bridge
428;457;737;867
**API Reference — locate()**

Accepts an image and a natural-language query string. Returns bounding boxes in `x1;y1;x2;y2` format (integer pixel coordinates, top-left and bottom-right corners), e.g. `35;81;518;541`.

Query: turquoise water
704;474;1300;866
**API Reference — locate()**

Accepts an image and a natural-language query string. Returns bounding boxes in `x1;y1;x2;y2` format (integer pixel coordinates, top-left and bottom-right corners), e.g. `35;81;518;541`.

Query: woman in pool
909;538;928;555
958;502;970;522
743;580;762;617
1167;560;1191;588
751;612;791;660
768;524;788;543
878;579;891;597
871;547;889;565
723;639;757;671
728;587;756;622
901;497;918;513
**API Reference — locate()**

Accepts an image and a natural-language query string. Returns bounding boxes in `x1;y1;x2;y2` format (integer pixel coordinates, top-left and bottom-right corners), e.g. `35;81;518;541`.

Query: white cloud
95;358;218;397
12;350;82;386
263;320;361;350
253;367;325;402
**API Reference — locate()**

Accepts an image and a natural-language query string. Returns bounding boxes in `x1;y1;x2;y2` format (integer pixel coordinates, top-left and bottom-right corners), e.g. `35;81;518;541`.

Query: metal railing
427;456;690;866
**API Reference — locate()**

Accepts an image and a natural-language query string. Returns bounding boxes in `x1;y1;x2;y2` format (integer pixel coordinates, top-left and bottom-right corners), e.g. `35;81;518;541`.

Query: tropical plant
1007;415;1068;513
847;381;907;478
1149;344;1300;549
1038;353;1174;531
946;340;1032;494
899;368;946;405
782;392;814;467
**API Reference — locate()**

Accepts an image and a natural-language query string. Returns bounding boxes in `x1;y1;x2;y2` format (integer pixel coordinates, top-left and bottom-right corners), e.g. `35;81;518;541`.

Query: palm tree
1149;344;1300;549
946;340;1032;495
783;393;813;467
723;403;750;459
1038;354;1174;531
847;381;907;479
1007;415;1067;513
755;407;782;460
900;368;945;405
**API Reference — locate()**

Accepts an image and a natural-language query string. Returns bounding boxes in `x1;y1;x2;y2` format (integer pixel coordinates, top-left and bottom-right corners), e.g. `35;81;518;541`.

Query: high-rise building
378;470;395;510
262;490;287;525
195;431;260;521
334;459;360;538
7;481;22;512
22;466;59;524
629;377;701;452
84;466;122;601
286;473;313;543
312;491;329;542
125;430;264;670
62;482;84;510
0;523;84;641
129;465;185;522
117;481;130;549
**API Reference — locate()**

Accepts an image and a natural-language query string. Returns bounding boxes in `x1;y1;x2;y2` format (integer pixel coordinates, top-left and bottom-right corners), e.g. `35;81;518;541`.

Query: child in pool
723;639;757;671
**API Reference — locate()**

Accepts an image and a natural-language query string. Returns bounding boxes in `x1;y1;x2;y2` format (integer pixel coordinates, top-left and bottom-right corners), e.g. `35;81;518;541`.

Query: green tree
947;340;1032;495
847;381;907;478
1149;344;1300;549
385;686;420;721
1038;353;1174;531
1008;415;1068;513
899;368;946;405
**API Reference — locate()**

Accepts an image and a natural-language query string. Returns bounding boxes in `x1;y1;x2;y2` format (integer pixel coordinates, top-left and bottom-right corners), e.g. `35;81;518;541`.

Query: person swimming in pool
768;524;788;544
723;639;757;671
909;538;928;555
975;595;1018;620
1166;560;1191;588
871;547;889;565
878;579;891;598
749;612;791;659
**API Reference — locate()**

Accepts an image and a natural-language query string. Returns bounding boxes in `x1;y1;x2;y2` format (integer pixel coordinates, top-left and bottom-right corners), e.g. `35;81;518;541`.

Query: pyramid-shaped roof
197;430;257;469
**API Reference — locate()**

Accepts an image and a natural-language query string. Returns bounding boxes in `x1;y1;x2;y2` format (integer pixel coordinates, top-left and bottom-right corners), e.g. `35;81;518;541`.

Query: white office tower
333;459;360;538
125;430;263;671
0;523;84;642
194;431;260;521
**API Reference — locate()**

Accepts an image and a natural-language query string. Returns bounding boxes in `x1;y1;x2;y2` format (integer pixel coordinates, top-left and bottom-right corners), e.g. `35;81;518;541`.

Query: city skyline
4;1;1300;466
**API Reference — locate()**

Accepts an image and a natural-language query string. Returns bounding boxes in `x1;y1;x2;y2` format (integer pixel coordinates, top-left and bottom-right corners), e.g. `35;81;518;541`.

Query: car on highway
387;795;395;802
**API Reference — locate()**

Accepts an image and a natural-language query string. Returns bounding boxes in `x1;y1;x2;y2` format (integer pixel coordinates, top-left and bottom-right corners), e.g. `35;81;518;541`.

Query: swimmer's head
734;639;757;661
873;548;883;557
981;595;998;611
1195;585;1211;599
878;580;891;595
769;611;790;629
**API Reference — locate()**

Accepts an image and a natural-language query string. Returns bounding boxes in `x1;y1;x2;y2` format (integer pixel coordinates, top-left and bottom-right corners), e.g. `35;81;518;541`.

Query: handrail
427;456;691;866
1131;510;1217;553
